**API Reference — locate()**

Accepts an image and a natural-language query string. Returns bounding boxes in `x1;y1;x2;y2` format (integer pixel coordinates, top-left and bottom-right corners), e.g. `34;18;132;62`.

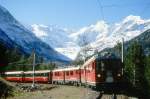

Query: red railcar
64;67;81;84
24;70;51;83
52;69;65;84
81;57;97;86
4;70;51;83
52;66;81;85
4;71;24;82
81;55;123;91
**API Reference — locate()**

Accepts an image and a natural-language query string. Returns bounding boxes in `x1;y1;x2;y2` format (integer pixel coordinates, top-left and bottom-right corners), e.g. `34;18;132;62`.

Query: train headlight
97;74;101;78
117;73;121;77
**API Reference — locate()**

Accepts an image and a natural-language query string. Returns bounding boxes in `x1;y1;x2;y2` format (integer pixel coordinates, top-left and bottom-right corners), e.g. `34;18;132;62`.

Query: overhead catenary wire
96;0;150;24
102;3;150;8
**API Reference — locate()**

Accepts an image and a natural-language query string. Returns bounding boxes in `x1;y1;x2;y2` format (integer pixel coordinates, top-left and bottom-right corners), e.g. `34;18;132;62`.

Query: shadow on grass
0;77;14;99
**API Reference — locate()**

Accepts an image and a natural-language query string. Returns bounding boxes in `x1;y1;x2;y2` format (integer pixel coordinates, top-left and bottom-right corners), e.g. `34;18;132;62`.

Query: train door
84;66;87;85
79;68;81;83
63;71;65;84
96;60;105;84
49;72;52;83
22;72;25;82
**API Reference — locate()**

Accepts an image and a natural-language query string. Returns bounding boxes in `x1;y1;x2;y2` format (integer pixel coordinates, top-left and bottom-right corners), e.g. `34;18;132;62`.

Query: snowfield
31;15;150;60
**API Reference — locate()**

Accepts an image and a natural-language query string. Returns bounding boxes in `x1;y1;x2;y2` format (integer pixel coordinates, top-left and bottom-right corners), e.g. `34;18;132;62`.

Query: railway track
82;88;138;99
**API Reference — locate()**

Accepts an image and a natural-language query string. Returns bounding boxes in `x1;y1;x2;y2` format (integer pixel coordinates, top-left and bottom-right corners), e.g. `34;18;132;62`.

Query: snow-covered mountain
31;24;80;60
0;5;71;62
31;24;71;48
71;15;150;56
31;15;150;60
72;15;150;50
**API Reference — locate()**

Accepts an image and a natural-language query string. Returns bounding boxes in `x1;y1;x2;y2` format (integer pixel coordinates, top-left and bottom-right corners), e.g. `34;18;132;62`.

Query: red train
52;66;81;85
4;70;51;83
4;54;123;91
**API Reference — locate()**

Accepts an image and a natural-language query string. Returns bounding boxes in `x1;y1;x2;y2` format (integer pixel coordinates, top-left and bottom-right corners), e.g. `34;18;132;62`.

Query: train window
25;74;30;77
76;70;78;74
70;71;73;75
96;61;101;71
8;74;21;77
13;74;19;77
81;70;84;74
9;74;14;77
92;62;95;69
35;73;40;76
87;65;89;70
92;65;94;70
30;74;33;77
35;73;38;76
81;70;83;74
55;72;57;76
66;71;69;76
44;73;48;77
44;73;46;76
101;62;105;71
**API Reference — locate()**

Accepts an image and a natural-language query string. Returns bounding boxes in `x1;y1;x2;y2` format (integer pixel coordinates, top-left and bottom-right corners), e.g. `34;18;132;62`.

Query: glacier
31;15;150;60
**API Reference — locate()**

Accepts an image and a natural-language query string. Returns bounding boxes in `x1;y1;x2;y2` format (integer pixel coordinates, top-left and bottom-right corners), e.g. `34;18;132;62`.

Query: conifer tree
145;56;150;96
125;42;146;91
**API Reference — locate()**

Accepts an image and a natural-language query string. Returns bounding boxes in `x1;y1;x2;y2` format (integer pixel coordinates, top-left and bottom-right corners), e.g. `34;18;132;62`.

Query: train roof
5;70;51;75
81;52;121;68
53;66;80;72
5;71;23;75
81;56;96;68
96;52;120;60
24;70;51;74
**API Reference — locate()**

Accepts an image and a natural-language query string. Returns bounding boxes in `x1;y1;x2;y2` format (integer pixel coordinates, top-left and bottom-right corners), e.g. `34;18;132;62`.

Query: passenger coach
52;66;81;85
4;70;51;83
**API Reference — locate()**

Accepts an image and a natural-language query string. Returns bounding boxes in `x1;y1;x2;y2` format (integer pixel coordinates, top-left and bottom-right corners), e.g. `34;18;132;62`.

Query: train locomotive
3;53;123;91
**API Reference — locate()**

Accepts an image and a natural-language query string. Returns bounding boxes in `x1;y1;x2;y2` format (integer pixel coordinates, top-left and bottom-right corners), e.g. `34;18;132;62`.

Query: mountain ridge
31;15;150;60
0;5;71;62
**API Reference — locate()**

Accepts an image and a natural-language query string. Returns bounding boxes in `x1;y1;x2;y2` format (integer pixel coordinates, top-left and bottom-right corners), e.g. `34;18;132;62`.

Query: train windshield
96;59;122;71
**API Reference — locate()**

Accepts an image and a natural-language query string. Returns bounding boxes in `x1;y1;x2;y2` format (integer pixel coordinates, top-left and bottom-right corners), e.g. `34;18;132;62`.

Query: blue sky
0;0;150;29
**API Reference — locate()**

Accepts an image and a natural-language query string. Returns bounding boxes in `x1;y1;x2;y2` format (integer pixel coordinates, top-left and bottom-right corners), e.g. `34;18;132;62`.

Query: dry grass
5;83;139;99
7;84;136;99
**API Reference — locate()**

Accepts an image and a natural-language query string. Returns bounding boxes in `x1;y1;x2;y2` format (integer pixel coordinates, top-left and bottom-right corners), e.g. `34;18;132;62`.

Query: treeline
5;51;56;71
115;41;150;98
0;43;56;71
